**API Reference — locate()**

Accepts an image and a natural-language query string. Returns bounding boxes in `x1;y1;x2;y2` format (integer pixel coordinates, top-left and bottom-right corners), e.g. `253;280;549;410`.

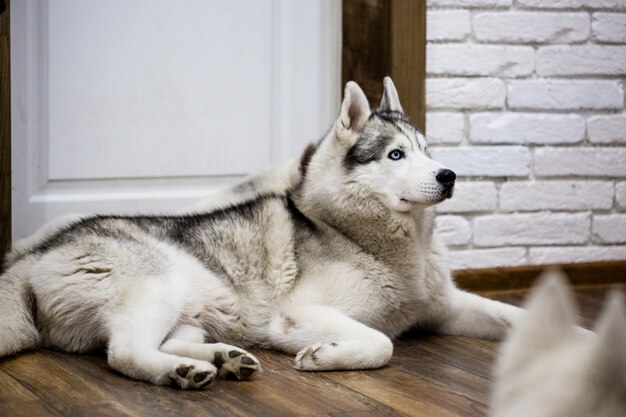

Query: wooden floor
0;285;623;417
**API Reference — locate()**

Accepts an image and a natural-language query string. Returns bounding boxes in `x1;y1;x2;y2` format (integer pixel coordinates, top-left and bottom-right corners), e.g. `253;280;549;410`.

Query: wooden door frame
342;0;426;131
0;0;10;269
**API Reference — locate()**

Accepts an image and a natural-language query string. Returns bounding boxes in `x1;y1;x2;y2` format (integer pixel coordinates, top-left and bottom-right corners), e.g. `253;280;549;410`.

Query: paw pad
169;364;216;390
214;348;261;380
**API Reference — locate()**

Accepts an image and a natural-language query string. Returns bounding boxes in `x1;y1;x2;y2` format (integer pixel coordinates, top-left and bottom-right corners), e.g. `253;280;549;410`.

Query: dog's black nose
436;169;456;188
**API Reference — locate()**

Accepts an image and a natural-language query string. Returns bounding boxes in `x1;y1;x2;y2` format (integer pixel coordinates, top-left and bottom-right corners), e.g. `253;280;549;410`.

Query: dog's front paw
213;346;262;381
169;362;216;389
294;342;339;371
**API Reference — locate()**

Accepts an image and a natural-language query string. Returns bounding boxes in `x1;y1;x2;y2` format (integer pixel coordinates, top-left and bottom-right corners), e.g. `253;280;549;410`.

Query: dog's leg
269;305;393;371
106;305;217;389
160;325;261;380
434;288;525;340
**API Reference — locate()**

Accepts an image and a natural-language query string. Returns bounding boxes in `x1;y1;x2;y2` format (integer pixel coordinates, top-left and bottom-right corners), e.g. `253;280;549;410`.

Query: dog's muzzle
436;169;456;199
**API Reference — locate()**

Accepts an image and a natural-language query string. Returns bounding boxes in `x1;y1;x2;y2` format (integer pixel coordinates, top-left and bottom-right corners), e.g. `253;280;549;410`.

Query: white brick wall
430;146;530;177
592;214;626;243
474;12;589;43
448;247;527;270
617;182;626;209
427;10;471;42
469;113;585;144
536;45;626;76
426;113;465;144
499;181;614;211
427;0;512;8
427;45;534;77
587;115;626;143
435;216;472;246
427;78;505;110
437;181;497;213
528;246;626;265
427;2;626;270
507;80;623;110
535;148;626;177
592;13;626;42
517;0;626;9
473;213;590;246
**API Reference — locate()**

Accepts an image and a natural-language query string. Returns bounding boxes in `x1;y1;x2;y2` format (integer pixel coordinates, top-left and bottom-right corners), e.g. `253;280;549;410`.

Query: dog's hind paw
212;346;262;381
294;342;339;371
169;362;216;389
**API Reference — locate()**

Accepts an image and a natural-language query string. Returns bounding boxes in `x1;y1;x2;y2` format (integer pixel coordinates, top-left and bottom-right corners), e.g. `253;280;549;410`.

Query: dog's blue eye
388;150;404;161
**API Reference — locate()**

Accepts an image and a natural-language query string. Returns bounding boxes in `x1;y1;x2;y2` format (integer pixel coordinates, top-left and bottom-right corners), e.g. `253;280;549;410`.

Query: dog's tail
0;260;40;357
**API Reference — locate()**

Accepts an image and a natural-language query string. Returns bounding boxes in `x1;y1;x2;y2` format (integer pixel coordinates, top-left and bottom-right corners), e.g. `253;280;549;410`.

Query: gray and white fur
0;78;523;389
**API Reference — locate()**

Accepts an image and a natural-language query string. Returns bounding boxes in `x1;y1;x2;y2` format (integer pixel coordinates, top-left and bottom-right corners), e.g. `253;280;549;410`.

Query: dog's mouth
440;186;454;200
399;191;453;206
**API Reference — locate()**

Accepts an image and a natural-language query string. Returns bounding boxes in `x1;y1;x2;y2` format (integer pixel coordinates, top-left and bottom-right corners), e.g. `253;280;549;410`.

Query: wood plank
0;400;65;417
211;349;403;417
1;352;140;417
42;351;240;417
342;0;426;131
396;334;499;381
0;0;10;269
3;351;240;417
326;367;488;417
0;369;40;401
390;344;491;405
454;261;626;293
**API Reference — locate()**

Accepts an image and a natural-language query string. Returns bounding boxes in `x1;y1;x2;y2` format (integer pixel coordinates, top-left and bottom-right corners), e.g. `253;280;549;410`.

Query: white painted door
11;0;341;239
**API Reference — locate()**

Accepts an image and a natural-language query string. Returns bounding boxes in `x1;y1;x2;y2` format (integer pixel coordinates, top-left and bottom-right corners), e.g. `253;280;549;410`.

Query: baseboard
453;260;626;293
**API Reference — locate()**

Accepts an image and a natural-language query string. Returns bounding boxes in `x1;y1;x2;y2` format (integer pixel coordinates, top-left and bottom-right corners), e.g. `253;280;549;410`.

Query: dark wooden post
342;0;426;132
0;0;10;269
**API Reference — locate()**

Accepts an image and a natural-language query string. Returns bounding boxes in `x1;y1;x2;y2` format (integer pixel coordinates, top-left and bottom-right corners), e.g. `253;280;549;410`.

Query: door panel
11;0;340;239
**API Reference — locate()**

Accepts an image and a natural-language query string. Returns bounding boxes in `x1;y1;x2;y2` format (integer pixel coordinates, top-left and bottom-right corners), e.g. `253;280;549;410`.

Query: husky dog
0;78;523;389
492;271;626;417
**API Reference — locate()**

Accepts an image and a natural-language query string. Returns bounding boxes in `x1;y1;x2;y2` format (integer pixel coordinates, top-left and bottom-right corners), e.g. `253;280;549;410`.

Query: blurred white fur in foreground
492;270;626;417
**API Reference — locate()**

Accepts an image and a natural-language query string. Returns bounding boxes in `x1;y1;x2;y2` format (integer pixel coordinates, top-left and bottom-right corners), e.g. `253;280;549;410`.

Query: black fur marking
343;110;425;171
344;131;395;170
299;143;317;177
374;110;425;148
286;197;316;232
10;193;310;295
372;110;412;125
21;194;283;259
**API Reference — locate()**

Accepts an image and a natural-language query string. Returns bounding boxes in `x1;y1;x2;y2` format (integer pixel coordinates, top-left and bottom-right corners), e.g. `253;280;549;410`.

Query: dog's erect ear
379;77;403;113
338;81;371;138
590;290;626;386
505;270;578;358
521;270;578;341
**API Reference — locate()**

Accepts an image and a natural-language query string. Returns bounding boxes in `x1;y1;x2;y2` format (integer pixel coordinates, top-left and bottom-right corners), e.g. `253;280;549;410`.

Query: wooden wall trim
454;261;626;293
0;0;10;270
342;0;426;131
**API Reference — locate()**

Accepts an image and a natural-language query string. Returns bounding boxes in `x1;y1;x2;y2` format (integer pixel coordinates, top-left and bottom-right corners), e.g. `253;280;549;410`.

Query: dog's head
492;271;626;417
299;78;454;214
